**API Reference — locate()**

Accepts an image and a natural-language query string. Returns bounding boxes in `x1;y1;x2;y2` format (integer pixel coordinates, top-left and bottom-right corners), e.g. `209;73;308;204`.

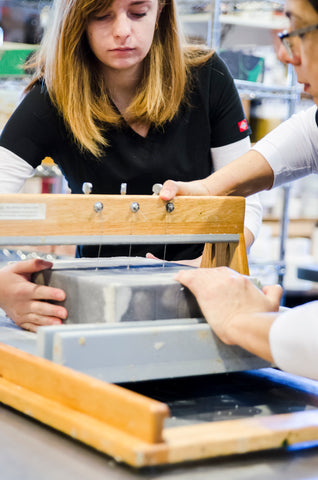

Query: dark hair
309;0;318;12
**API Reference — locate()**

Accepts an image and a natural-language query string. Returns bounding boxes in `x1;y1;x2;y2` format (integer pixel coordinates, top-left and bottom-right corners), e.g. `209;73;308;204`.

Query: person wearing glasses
159;0;318;380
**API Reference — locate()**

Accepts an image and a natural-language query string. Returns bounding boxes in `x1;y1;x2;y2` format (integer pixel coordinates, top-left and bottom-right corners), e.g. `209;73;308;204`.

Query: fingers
1;259;68;332
13;312;66;332
175;267;231;286
19;323;39;333
9;258;53;275
29;298;67;320
159;179;202;200
12;282;66;304
19;315;63;333
146;252;160;260
13;300;68;332
262;284;283;310
160;179;211;200
31;284;66;302
159;180;181;201
174;269;194;289
176;257;202;267
174;268;211;297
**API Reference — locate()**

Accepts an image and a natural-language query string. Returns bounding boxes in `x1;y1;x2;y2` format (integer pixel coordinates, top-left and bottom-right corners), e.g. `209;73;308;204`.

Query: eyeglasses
278;23;318;59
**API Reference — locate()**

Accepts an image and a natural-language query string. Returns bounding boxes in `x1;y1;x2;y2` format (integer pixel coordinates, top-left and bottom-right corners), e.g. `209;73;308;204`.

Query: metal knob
152;183;163;195
120;183;127;195
82;182;93;195
166;202;174;213
130;202;140;213
94;202;103;213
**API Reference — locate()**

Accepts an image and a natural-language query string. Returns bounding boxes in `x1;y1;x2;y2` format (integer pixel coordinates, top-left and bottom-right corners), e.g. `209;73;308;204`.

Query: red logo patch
238;119;248;132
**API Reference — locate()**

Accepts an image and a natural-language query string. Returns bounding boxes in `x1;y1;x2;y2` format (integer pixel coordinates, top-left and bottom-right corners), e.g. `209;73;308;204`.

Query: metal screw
130;202;140;213
152;183;163;195
94;201;103;213
82;182;93;194
166;202;174;213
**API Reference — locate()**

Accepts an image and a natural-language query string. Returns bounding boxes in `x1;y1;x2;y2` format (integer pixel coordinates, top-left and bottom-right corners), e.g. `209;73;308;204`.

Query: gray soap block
33;257;202;324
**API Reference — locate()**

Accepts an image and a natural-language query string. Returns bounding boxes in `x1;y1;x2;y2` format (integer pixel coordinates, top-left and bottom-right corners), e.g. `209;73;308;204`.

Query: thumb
262;284;283;310
10;258;53;275
159;180;182;201
146;252;161;260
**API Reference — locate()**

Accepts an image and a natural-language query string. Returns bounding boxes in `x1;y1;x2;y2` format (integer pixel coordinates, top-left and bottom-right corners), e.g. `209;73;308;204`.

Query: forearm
160;149;273;206
244;227;254;249
225;312;278;362
201;150;274;198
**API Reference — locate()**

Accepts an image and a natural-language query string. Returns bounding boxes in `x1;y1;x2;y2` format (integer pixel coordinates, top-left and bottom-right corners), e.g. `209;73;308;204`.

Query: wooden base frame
1;343;318;468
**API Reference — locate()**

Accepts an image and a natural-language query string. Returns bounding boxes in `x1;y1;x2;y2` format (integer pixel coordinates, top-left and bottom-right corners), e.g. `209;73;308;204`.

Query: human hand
174;267;282;344
159;179;210;201
146;252;202;267
0;259;67;332
244;227;255;250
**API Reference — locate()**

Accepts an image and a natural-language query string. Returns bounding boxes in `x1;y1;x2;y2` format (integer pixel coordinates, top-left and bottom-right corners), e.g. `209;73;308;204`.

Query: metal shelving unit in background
181;0;301;289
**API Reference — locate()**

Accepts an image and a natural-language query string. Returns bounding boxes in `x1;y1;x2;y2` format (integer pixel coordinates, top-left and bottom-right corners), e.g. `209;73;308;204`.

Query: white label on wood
0;203;46;220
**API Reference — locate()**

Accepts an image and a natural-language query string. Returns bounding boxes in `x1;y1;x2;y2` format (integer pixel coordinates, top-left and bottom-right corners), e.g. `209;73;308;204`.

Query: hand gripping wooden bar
0;193;249;274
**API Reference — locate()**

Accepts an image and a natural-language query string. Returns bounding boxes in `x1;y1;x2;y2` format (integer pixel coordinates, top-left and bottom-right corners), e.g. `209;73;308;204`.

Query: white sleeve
252;106;318;188
0;146;35;193
269;301;318;380
211;137;263;241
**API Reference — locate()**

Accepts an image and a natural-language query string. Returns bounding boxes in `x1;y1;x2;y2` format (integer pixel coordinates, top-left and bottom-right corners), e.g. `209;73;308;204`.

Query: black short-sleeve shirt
0;53;250;260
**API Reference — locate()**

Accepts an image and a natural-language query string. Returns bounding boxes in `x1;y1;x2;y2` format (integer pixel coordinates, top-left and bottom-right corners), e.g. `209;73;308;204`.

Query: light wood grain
0;194;245;235
0;343;169;444
1;195;316;467
1;346;318;467
162;410;318;464
0;193;248;273
200;233;248;273
0;376;169;467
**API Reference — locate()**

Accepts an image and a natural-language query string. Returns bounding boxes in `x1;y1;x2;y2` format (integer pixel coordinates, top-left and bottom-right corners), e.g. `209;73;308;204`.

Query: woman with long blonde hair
0;0;261;329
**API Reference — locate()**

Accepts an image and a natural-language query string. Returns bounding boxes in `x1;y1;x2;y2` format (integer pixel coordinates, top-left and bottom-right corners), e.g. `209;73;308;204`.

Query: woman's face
278;0;318;105
86;0;159;79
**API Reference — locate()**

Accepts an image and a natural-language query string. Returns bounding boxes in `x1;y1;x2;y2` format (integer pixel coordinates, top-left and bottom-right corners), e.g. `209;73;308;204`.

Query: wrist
201;172;229;196
225;312;277;362
217;314;241;346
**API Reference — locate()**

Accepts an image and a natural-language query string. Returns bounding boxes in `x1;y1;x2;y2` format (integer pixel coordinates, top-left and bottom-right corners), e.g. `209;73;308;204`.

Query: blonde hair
27;0;213;156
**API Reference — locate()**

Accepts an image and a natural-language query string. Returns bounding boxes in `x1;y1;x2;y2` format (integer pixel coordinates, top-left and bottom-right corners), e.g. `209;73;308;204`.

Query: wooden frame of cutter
0;193;249;274
2;193;317;467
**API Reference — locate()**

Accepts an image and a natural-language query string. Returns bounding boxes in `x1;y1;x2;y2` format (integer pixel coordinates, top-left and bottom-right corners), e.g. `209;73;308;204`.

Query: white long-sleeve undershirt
254;105;318;380
252;105;318;187
269;301;318;380
0;146;35;192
